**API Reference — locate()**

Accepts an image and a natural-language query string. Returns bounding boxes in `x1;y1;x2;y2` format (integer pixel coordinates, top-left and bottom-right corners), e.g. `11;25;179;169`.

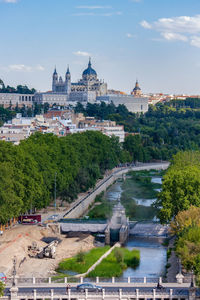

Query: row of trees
156;151;200;223
171;207;200;281
155;151;200;281
2;98;200;163
0;81;36;94
0;131;129;224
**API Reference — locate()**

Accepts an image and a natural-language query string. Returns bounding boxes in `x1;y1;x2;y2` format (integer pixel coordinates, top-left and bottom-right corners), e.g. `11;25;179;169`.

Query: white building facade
0;93;34;108
97;94;149;114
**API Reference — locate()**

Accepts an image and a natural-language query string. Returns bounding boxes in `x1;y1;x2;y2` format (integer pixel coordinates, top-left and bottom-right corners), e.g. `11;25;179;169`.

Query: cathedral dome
82;58;97;77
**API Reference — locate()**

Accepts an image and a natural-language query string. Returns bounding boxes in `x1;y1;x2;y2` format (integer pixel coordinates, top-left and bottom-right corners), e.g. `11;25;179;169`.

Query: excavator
28;240;58;259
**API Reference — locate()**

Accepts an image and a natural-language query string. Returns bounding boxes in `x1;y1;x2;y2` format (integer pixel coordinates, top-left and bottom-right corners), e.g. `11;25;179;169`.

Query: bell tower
52;67;58;92
65;66;71;95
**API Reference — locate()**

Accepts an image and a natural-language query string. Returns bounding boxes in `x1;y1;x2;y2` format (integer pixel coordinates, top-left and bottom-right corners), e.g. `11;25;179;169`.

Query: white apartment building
102;126;125;143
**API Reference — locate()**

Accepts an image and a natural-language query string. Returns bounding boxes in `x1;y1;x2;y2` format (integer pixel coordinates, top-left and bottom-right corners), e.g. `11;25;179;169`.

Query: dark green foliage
0;83;35;94
156;151;200;223
75;100;200;161
120;170;161;220
0;106;16;125
76;251;85;263
0;131;125;224
114;247;124;263
88;192;113;219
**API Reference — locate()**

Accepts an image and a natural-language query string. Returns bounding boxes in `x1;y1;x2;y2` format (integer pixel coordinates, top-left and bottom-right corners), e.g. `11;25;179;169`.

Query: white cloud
153;16;200;34
3;64;45;72
76;5;112;10
140;15;200;48
2;0;18;3
126;33;136;38
36;65;45;71
161;32;188;42
140;20;152;29
73;51;91;57
190;36;200;48
73;11;122;17
9;64;32;72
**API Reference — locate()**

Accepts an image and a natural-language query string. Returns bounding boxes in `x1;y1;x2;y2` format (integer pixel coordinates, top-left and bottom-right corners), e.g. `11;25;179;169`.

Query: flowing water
104;174;167;278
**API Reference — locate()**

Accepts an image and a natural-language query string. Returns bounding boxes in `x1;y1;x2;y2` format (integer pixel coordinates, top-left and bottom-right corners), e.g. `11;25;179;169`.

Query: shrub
77;250;85;263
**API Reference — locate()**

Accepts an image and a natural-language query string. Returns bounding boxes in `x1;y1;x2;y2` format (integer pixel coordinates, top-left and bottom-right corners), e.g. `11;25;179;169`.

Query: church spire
66;65;70;74
53;66;57;75
88;57;92;68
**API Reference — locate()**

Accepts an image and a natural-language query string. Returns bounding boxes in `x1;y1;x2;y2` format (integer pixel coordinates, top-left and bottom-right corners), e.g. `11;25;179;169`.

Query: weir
59;202;129;245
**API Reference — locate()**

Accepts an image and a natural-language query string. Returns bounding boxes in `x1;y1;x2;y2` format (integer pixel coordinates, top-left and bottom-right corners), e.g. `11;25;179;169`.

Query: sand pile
0;225;94;278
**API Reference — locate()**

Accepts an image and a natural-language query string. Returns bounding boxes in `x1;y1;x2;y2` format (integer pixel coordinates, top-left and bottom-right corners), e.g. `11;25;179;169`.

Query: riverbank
56;245;140;278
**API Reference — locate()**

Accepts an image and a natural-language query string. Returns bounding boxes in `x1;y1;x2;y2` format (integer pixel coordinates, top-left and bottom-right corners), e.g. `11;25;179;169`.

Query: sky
1;0;200;95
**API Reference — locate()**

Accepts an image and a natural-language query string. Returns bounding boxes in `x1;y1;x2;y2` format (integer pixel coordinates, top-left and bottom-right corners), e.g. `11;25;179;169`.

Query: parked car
76;283;102;292
0;273;7;283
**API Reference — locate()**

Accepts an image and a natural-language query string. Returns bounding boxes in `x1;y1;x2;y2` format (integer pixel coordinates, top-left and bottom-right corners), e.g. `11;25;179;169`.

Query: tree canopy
0;131;128;224
156;151;200;223
75;100;200;161
0;82;36;94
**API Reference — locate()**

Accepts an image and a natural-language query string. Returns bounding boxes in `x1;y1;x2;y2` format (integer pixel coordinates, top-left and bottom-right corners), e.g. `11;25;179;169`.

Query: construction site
0;223;94;278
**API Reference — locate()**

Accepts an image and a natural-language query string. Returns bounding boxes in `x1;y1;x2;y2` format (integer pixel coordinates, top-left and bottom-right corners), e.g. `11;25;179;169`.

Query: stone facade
52;58;107;102
97;94;149;113
34;92;68;106
0;93;34;108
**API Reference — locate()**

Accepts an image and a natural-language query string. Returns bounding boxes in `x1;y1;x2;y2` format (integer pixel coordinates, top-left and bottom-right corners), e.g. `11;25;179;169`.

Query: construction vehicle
28;240;58;259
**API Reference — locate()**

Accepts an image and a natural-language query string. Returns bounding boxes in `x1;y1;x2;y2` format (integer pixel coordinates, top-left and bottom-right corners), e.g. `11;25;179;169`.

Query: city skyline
1;0;200;94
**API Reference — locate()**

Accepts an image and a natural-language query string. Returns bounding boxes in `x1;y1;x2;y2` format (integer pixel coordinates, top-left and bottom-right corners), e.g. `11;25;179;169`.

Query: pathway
75;242;121;278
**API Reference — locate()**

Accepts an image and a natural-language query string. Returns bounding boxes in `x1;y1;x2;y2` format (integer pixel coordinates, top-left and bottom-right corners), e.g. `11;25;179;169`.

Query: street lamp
12;256;17;287
54;172;57;212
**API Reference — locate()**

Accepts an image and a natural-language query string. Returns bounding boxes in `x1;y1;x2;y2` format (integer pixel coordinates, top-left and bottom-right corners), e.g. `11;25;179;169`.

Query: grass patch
88;248;140;277
88;192;113;219
88;201;113;219
57;246;110;275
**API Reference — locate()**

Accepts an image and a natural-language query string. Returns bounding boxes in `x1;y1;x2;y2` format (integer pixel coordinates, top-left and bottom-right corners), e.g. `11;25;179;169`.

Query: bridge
2;276;198;300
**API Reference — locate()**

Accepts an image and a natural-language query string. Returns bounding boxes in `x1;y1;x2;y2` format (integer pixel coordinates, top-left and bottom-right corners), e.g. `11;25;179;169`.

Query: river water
104;175;167;278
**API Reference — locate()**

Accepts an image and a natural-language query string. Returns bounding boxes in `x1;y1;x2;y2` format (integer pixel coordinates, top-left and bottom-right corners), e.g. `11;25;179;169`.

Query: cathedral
131;80;142;97
52;58;107;97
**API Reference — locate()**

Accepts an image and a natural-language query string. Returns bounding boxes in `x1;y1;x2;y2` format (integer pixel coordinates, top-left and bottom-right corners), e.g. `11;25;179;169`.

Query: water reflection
104;182;122;202
104;175;167;278
151;177;162;184
123;236;167;278
133;198;156;207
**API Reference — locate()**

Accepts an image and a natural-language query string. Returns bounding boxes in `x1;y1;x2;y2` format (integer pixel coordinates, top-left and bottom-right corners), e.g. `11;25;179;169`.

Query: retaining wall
64;163;169;219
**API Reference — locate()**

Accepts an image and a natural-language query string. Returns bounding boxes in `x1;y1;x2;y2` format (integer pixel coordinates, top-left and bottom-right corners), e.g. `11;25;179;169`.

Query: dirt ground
0;224;94;278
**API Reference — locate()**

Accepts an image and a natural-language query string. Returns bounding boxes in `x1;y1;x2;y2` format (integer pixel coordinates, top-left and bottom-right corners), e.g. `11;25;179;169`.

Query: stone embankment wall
64;163;169;219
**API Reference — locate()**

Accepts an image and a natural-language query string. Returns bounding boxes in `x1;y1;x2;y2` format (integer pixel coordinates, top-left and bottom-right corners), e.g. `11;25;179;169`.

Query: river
104;173;167;278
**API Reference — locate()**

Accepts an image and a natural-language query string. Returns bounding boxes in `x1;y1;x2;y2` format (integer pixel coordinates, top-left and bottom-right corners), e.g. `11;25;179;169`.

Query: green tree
0;281;5;297
157;165;200;223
